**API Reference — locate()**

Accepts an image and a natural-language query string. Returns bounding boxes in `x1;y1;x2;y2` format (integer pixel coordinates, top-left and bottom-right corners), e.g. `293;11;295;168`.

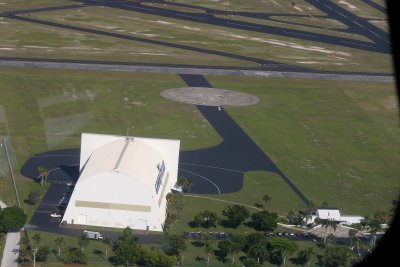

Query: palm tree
248;243;267;263
204;244;214;266
176;176;192;193
227;241;241;265
102;237;112;259
32;233;41;249
348;229;358;247
325;233;336;247
297;247;315;267
37;166;49;186
78;233;90;251
54;237;65;257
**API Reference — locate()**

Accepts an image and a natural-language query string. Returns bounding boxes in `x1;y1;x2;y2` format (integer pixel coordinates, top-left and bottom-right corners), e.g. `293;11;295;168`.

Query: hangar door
77;214;87;225
135;219;147;230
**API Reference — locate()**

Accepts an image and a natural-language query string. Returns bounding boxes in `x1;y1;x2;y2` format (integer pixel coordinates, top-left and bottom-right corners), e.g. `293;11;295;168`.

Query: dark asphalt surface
70;0;389;53
361;0;386;14
179;74;309;204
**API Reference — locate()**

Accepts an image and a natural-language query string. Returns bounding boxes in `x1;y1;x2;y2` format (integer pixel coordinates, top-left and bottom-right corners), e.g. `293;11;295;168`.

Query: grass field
24;5;392;72
0;0;392;72
207;75;399;215
0;66;398;219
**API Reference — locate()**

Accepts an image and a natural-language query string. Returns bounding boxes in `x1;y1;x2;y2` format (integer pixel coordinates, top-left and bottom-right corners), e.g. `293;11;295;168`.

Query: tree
193;210;220;228
54;237;65;257
112;227;141;267
161;233;186;264
223;205;250;228
244;233;265;253
321;246;351;267
204;244;214;266
0;206;27;232
267;237;298;266
32;233;41;249
325;233;336;247
78;233;89;251
64;247;87;264
26;190;41;205
251;210;279;231
226;240;241;265
297;247;315;267
37;166;49;186
348;229;358;247
176;176;192;193
247;243;268;263
36;246;50;262
262;194;271;205
102;236;112;259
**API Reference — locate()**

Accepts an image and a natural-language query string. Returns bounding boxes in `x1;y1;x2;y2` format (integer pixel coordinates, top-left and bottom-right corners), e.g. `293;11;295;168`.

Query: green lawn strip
0;17;250;67
0;0;74;12
0;175;17;207
0;67;221;169
201;171;307;215
206;76;399;215
28;6;392;73
214;14;371;43
25;230;114;267
332;0;387;19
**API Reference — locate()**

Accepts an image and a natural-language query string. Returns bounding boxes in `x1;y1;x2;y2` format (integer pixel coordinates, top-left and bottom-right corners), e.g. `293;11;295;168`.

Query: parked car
50;212;62;218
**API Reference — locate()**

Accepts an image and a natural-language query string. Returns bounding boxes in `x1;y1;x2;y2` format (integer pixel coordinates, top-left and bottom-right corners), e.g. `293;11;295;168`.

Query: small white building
309;208;364;225
61;133;180;231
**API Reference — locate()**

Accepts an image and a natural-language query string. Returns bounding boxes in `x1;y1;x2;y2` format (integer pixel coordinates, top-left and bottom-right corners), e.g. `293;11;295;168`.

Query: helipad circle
161;87;259;106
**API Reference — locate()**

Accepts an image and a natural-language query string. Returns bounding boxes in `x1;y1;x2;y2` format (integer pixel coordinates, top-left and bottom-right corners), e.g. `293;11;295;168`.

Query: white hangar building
61;133;180;231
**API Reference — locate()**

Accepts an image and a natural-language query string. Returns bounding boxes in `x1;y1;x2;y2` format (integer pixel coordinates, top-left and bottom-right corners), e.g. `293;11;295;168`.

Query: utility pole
3;137;21;207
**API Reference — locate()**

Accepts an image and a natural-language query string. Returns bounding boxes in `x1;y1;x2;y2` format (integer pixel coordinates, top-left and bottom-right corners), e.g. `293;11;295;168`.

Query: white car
50;213;62;218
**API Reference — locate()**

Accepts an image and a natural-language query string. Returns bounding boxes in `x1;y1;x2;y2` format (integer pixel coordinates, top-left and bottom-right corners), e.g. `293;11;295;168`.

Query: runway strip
0;59;393;82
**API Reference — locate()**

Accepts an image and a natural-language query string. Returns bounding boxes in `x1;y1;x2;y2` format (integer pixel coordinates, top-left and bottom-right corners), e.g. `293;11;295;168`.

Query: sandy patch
161;87;259;107
293;5;304;12
338;1;357;9
218;31;351;57
297;61;319;64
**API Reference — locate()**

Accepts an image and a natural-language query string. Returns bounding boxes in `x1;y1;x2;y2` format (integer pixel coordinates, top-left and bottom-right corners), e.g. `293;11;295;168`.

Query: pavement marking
227;21;260;29
184;194;262;210
179;168;221;194
340;40;374;48
179;162;243;173
282;31;316;38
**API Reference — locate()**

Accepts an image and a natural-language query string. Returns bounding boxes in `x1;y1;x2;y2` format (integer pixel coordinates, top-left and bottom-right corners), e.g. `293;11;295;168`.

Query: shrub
26;190;41;205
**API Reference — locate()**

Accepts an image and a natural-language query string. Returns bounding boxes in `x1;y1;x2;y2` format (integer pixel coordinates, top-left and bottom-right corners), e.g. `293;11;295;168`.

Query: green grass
203;171;307;215
24;230;114;267
0;67;221;168
206;75;400;215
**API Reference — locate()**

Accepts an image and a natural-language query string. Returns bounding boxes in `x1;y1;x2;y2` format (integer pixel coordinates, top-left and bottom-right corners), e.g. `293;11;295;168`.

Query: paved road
361;0;386;14
0;201;19;267
0;58;393;82
71;0;389;53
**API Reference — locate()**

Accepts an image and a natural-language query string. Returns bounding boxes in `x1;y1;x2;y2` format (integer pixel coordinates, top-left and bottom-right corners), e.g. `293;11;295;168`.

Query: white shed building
309;208;364;225
61;133;180;231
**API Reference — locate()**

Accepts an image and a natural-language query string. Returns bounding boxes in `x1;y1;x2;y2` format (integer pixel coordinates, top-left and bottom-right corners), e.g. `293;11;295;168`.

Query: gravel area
161;87;259;106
